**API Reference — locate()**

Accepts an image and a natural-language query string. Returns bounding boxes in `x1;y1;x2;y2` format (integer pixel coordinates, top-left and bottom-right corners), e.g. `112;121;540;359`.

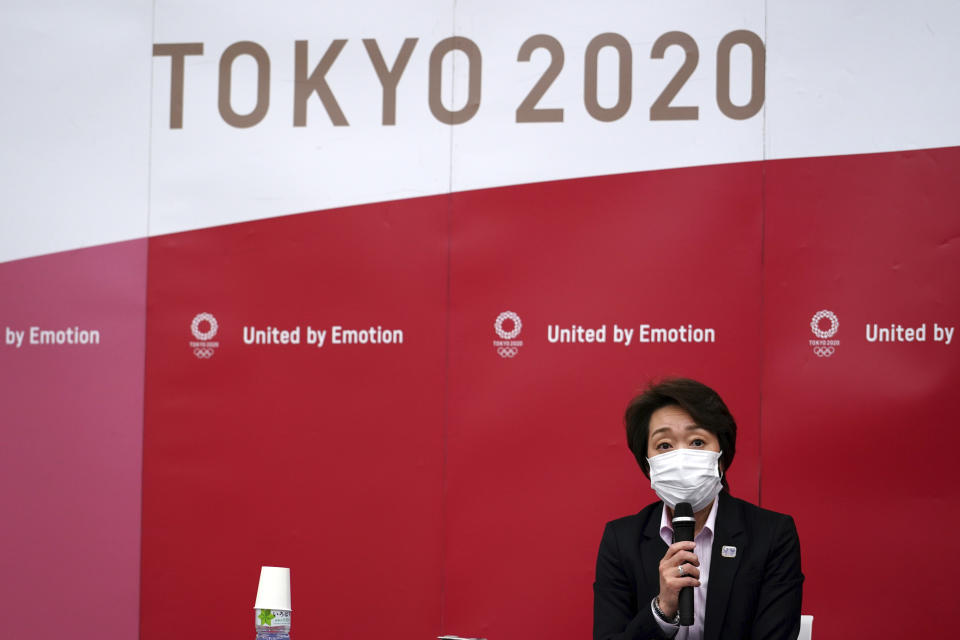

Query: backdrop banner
1;2;958;639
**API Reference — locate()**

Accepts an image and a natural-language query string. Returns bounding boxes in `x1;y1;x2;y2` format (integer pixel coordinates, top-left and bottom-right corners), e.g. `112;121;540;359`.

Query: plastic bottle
255;608;291;640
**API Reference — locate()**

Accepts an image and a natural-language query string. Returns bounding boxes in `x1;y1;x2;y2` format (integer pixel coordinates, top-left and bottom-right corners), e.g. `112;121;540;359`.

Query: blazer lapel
704;492;746;640
640;502;668;598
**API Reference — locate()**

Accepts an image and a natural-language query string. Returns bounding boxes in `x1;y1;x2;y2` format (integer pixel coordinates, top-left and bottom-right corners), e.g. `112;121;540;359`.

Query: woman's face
646;405;721;459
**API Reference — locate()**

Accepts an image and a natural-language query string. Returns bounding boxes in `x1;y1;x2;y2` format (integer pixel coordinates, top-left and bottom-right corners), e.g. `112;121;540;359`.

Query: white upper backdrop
1;0;958;263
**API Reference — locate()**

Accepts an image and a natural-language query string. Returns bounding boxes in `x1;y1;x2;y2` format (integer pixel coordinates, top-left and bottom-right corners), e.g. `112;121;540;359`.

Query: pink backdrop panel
141;198;448;640
762;146;960;637
0;240;146;640
443;164;764;640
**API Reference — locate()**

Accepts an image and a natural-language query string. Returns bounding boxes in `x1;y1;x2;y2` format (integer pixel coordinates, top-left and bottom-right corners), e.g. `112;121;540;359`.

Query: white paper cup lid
254;566;291;611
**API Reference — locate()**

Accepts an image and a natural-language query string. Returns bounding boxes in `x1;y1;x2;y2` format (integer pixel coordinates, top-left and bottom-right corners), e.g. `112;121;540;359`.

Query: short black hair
625;378;737;485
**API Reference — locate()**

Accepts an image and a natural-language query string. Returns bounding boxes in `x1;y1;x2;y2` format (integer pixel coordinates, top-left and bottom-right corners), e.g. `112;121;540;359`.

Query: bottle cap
254;566;291;611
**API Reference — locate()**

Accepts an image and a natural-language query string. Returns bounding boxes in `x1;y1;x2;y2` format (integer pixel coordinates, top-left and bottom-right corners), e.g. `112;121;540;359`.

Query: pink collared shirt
650;497;719;640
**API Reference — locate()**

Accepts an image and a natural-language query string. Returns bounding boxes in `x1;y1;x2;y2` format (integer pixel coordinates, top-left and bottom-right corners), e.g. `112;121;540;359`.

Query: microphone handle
672;504;696;627
678;583;694;626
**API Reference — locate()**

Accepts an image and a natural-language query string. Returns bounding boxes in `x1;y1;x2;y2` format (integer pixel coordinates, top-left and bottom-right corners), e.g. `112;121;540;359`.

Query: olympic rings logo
494;311;522;339
191;313;219;341
497;346;519;358
810;310;839;339
812;346;835;358
194;347;215;359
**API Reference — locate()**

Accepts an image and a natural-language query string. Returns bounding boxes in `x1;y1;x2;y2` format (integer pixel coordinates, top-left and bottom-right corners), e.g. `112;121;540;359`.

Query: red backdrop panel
136;147;960;640
762;147;960;638
0;241;145;640
444;164;764;639
141;198;448;640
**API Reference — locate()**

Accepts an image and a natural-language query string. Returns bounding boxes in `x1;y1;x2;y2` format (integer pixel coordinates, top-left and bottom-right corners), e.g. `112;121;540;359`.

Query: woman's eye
656;442;672;450
691;438;705;447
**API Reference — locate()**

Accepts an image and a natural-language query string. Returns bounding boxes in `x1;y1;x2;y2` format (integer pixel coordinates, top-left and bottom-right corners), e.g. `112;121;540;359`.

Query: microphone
672;502;696;626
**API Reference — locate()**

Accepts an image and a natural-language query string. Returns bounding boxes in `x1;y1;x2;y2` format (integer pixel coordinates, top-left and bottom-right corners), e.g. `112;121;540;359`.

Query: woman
593;378;803;640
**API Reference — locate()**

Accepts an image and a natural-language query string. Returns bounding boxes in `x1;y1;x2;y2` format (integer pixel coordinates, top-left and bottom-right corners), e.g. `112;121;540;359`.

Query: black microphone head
673;502;694;519
672;502;695;543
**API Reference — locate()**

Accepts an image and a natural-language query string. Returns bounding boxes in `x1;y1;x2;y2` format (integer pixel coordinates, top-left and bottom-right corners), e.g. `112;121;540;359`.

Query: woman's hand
657;541;701;618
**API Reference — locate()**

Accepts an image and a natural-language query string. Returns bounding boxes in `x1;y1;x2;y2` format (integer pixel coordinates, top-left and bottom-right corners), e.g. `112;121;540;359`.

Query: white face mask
646;449;723;513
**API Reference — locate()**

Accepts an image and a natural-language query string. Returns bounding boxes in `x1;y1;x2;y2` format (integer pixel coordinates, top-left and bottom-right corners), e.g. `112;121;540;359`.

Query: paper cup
254;566;291;611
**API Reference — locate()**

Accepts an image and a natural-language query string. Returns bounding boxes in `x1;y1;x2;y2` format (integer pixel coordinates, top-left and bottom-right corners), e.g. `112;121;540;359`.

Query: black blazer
593;492;803;640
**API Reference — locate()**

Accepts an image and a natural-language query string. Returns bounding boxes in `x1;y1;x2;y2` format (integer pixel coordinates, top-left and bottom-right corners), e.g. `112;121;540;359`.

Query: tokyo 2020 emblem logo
191;313;218;341
493;311;523;358
809;309;839;358
190;312;220;359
